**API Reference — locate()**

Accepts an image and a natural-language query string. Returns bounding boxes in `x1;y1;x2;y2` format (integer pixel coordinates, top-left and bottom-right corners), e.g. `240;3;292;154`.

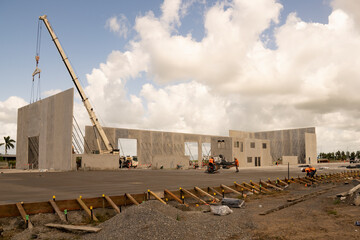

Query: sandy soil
1;181;360;240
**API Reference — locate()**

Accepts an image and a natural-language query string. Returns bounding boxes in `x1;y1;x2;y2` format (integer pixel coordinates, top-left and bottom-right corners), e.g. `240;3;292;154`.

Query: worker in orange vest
234;157;239;172
305;166;316;178
209;157;214;165
208;157;215;173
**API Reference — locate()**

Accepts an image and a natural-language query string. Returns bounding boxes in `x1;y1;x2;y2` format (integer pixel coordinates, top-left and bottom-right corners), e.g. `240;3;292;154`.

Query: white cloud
4;0;360;154
80;0;360;153
105;15;129;38
0;96;27;154
161;0;182;28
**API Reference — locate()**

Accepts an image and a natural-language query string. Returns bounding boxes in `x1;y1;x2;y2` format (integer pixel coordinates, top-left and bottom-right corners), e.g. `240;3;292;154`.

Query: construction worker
234;157;239;172
208;157;215;173
305;166;316;178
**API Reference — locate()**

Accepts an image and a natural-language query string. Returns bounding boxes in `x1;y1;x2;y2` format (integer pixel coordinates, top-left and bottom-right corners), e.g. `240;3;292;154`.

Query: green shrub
8;160;16;167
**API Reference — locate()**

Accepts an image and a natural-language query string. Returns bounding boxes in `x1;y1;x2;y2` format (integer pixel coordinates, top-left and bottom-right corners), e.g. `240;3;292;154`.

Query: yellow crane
39;15;117;154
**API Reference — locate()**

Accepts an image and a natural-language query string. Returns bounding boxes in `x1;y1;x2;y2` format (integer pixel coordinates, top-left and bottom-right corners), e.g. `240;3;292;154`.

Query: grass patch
327;209;337;216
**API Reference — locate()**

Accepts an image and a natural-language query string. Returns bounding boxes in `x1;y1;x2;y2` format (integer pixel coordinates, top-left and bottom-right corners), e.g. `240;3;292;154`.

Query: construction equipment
120;156;138;168
38;15;117;154
205;155;235;173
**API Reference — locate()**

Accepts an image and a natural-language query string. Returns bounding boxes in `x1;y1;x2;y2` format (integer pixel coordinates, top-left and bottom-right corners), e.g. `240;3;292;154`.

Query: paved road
0;163;348;204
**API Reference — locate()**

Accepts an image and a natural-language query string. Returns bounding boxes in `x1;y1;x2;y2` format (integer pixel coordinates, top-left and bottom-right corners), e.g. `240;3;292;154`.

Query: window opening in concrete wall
262;143;267;149
247;157;252;163
185;142;198;161
217;140;225;149
202;143;211;158
28;136;39;169
234;141;239;148
250;142;255;148
240;142;243;152
118;138;137;157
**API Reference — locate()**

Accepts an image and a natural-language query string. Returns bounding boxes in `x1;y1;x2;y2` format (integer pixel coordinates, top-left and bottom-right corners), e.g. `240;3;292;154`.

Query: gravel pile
83;201;251;240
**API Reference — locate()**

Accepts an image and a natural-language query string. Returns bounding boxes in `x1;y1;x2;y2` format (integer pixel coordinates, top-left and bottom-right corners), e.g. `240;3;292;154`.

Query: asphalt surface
0;163;348;204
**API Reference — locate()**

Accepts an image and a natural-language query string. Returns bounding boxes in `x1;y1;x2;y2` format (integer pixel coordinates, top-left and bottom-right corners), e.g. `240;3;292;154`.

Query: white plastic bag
210;205;233;216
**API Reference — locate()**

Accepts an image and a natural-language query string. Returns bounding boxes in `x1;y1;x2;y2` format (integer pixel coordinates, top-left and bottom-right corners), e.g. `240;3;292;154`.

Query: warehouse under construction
16;15;317;171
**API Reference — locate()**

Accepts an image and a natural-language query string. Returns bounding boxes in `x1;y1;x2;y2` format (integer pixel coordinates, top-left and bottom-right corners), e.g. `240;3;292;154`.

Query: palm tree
3;136;15;155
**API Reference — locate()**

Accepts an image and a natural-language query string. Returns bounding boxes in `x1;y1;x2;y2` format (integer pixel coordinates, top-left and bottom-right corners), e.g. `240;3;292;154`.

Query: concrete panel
282;156;298;165
152;132;163;155
211;137;233;161
152;155;189;169
245;127;316;164
16;88;74;171
305;133;317;165
81;154;119;170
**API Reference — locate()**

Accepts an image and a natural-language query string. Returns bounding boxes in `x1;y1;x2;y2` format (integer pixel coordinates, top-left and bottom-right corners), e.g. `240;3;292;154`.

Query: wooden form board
45;223;101;233
0;192;147;218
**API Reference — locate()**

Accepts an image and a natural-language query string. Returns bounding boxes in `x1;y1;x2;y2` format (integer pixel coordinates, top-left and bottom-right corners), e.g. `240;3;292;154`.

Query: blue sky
1;0;360;154
0;0;331;102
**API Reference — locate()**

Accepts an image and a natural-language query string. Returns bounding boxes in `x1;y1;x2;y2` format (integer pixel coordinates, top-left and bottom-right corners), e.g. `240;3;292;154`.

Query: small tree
3;136;15;155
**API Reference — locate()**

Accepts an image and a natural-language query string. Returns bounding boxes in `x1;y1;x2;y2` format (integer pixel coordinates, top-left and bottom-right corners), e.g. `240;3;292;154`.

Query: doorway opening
255;157;261;167
28;136;39;169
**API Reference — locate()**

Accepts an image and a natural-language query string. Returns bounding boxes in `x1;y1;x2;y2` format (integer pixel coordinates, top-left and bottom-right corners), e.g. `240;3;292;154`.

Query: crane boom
39;15;114;153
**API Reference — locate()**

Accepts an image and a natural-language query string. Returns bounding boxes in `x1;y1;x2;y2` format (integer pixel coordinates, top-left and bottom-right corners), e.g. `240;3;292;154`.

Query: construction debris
45;223;101;233
221;198;245;208
210;205;233;216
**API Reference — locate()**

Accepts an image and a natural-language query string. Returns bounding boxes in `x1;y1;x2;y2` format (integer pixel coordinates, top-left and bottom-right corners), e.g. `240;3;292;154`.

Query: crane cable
31;20;42;103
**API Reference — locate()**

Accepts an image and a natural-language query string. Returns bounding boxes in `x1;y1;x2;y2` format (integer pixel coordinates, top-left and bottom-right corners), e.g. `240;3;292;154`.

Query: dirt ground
1;181;360;240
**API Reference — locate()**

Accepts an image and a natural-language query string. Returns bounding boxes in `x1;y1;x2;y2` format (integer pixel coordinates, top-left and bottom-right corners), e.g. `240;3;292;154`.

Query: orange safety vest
235;159;239;166
209;158;214;164
305;167;315;172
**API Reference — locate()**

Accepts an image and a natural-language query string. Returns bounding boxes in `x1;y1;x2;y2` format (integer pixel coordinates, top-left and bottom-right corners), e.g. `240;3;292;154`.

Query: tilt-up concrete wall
16;88;74;171
229;127;317;164
84;127;231;169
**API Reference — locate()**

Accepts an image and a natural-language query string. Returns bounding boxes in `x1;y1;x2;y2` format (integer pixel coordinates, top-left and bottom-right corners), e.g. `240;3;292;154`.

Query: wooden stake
181;188;207;204
242;182;260;193
103;195;121;213
16;202;33;229
260;181;283;191
49;200;67;222
234;182;253;192
76;197;99;221
252;182;271;193
148;190;167;204
208;187;222;197
164;189;189;207
125;193;140;205
220;184;242;197
194;187;220;202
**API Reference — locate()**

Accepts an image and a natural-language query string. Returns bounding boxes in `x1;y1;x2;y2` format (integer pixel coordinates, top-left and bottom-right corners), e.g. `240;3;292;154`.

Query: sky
1;0;360;155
